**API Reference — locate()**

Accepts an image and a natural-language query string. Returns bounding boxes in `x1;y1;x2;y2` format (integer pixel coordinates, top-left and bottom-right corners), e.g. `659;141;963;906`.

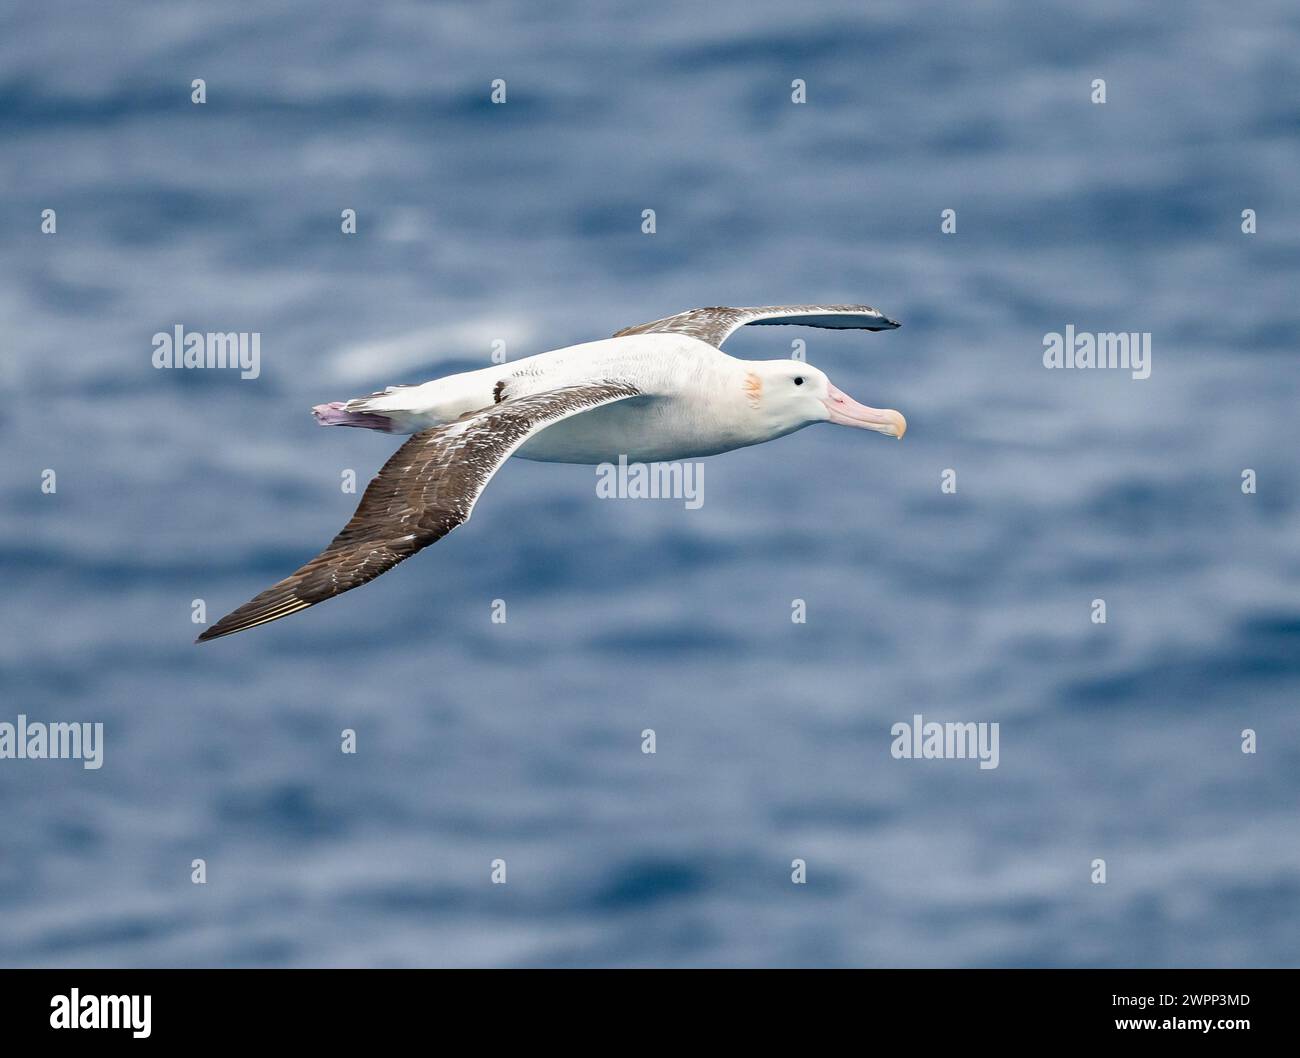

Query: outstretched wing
613;304;900;349
198;380;641;642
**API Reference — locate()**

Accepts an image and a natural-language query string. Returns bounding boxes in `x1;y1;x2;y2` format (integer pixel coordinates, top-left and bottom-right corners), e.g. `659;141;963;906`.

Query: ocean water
1;0;1298;967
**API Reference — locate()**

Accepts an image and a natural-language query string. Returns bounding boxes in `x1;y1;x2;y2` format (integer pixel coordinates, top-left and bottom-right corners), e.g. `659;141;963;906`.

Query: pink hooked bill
823;384;906;438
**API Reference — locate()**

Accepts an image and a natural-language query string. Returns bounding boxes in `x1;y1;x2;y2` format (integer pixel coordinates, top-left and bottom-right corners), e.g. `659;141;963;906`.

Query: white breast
512;337;759;464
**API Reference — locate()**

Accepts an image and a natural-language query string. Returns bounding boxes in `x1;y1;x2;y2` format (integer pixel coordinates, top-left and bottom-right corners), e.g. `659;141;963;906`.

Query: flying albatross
197;304;905;641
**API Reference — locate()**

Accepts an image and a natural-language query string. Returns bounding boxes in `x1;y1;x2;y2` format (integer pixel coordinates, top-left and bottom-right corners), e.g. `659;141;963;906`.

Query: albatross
197;304;906;642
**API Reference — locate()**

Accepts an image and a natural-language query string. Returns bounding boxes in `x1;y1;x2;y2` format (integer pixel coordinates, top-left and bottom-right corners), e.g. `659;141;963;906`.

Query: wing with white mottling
198;381;641;641
613;304;900;348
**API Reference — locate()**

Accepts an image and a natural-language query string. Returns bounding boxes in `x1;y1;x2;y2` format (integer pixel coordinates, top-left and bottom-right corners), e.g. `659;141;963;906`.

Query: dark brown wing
197;380;640;642
613;304;900;348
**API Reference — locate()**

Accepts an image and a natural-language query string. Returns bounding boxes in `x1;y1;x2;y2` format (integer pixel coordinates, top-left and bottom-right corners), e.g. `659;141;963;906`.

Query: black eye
793;376;805;386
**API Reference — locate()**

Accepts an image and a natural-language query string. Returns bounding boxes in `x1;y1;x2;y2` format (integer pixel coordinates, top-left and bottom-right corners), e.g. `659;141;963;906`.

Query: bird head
745;360;906;440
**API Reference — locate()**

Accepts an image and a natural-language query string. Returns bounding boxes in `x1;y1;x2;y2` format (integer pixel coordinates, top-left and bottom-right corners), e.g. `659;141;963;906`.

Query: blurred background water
1;0;1298;967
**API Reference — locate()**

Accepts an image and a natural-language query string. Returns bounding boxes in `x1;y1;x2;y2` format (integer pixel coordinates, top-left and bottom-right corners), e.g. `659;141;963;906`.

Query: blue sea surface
1;0;1298;967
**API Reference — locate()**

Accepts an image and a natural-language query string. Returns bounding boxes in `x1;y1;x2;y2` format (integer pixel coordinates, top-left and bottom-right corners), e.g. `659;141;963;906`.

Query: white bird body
201;304;906;641
334;334;778;462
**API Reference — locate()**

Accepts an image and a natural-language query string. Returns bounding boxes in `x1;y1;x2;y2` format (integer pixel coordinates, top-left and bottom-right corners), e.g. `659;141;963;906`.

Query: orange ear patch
743;371;763;408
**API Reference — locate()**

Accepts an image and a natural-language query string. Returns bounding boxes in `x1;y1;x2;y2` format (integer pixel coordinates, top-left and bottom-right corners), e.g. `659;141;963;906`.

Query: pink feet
311;402;396;431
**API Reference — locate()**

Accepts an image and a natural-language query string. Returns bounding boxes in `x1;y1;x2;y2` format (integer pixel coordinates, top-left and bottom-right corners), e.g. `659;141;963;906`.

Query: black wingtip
194;593;314;643
195;608;263;643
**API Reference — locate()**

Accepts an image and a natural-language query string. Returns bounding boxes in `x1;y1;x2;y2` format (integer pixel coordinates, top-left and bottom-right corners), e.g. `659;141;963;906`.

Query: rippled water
1;0;1298;967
